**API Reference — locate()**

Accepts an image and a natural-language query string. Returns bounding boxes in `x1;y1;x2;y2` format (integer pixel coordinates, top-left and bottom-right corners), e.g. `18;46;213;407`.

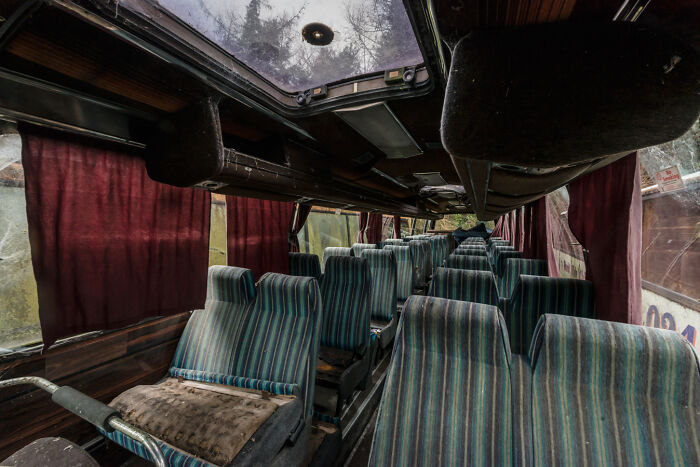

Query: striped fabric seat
383;239;404;245
453;247;487;257
511;354;533;467
428;267;500;307
362;249;398;349
361;250;397;323
428;236;441;269
499;258;548;299
109;271;321;466
444;254;492;272
503;275;595;354
369;296;512;466
289;252;321;279
530;314;700;466
461;237;486;245
170;266;255;376
320;256;371;351
351;242;377;257
383;245;415;301
493;250;524;277
230;273;322;417
408;239;431;287
488;240;511;256
489;244;515;265
321;246;352;271
456;243;486;251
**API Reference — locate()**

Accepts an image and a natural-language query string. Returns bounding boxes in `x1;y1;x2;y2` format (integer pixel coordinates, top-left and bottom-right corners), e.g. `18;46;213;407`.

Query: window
434;214;494;232
208;193;227;266
147;0;424;92
638;119;699;347
0;130;41;351
298;207;359;260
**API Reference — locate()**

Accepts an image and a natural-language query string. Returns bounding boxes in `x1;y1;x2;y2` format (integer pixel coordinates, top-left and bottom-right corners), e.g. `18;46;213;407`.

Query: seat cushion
108;378;299;466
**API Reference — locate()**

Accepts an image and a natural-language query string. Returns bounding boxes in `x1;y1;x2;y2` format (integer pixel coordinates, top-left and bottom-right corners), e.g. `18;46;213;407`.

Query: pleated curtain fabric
567;153;642;323
226;196;294;279
288;203;311;252
366;212;384;243
21;130;211;348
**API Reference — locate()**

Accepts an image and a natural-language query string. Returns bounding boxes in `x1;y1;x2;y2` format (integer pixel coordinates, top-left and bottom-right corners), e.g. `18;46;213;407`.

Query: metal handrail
0;376;166;467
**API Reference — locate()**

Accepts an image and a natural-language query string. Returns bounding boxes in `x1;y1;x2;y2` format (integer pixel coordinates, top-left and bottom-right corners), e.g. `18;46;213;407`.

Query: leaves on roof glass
153;0;423;91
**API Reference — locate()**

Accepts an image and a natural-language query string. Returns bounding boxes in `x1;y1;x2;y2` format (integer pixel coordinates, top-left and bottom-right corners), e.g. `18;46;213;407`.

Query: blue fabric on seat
351;243;377;257
104;430;215;467
453;247;487;257
530;314;700;466
499;258;548;299
361;249;397;323
383;239;404;245
461;237;486;245
321;246;352;271
408;239;431;287
170;266;255;376
320;256;371;351
444;254;492;272
493;250;524;277
369;295;512;466
428;267;500;307
289;252;321;279
489;244;516;267
502;275;594;354
383;245;415;300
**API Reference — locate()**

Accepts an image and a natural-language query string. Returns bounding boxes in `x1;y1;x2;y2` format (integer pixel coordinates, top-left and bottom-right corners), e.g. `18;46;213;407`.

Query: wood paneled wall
0;313;189;460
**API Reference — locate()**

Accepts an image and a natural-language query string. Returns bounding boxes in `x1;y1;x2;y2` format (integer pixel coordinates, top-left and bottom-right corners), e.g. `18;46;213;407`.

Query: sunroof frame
80;0;443;116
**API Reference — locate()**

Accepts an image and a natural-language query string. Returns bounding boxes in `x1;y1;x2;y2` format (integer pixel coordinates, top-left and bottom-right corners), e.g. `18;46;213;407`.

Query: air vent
413;172;447;185
335;102;422;159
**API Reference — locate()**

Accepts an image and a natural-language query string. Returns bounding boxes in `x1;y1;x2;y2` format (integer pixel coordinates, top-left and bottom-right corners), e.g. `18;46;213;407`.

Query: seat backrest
453;247;487;257
361;249;398;323
320;256;371;351
233;273;322;417
351;242;377;257
488;240;511;255
383;238;404;246
462;237;486;245
444;254;492;272
369;295;512;466
321;246;352;271
428;267;500;306
494;250;524;276
530;314;700;467
170;266;256;376
490;244;515;264
504;275;595;354
289;252;321;279
383;245;415;300
407;240;426;286
499;258;548;299
457;242;486;250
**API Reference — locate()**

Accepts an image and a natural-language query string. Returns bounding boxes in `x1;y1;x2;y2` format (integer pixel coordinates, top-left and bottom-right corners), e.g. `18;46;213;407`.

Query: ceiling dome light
301;22;334;46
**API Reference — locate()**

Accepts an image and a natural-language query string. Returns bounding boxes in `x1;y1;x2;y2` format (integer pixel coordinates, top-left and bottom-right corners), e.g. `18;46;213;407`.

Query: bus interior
0;0;698;465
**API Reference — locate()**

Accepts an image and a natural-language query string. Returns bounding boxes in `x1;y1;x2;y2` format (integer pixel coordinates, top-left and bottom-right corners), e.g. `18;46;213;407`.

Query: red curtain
392;215;401;239
366;213;384;243
522;197;549;262
492;216;505;238
288;204;311;252
226;196;294;278
22;131;210;349
567;153;642;323
357;212;368;243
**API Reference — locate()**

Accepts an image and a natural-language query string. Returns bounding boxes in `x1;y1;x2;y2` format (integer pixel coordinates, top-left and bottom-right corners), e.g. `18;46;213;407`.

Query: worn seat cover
110;379;296;466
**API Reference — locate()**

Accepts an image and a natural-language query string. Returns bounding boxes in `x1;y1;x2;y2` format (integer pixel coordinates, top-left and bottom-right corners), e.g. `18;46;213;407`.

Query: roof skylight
150;0;424;92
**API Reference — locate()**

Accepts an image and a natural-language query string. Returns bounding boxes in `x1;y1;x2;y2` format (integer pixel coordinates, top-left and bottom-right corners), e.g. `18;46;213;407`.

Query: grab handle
0;376;166;467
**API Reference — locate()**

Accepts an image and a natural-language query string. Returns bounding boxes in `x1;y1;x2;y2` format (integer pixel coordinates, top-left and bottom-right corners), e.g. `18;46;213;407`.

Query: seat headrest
206;266;255;305
530;314;700;407
361;248;396;265
445;254;491;271
429;267;499;306
256;272;320;316
289;252;321;279
511;275;595;318
402;295;510;366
